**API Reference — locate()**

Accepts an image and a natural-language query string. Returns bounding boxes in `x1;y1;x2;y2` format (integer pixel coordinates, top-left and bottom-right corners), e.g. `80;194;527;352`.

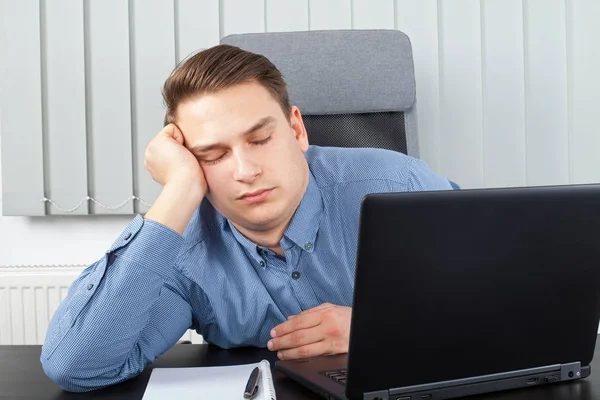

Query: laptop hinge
363;390;389;400
389;363;560;395
561;361;581;381
366;362;582;400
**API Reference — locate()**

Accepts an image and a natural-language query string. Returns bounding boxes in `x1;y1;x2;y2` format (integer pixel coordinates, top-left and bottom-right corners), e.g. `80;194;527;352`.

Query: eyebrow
190;116;276;153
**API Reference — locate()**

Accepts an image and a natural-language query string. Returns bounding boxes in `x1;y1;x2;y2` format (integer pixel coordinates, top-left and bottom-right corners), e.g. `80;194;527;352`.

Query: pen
244;366;260;399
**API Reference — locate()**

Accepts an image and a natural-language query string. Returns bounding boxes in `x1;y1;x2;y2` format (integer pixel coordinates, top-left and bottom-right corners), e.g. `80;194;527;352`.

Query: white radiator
0;265;203;345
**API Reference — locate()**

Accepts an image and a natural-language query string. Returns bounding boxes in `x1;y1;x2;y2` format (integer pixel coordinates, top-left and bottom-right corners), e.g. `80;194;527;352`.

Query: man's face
176;81;310;233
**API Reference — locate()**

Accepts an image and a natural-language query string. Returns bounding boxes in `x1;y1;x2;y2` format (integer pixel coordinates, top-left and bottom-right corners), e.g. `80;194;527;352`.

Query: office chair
220;30;419;158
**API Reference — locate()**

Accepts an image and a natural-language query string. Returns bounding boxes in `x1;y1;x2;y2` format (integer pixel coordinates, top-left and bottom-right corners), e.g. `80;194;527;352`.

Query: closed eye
253;135;272;146
198;154;225;165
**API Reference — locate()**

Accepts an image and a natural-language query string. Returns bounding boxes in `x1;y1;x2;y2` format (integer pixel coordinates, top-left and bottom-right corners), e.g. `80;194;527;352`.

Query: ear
289;106;309;153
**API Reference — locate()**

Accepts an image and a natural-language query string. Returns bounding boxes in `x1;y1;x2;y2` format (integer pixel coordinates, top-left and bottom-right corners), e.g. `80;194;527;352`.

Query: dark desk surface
2;338;600;400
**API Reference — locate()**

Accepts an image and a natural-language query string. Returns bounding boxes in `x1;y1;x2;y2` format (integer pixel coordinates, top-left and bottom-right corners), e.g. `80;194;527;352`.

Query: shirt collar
224;170;323;260
282;170;323;253
226;218;265;264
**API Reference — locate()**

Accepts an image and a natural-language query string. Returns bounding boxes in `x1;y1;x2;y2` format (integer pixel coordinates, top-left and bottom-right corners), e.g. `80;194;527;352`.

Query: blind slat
569;0;600;184
524;0;569;186
177;0;221;61
309;0;351;30
481;0;526;188
130;0;176;214
44;0;88;215
0;0;45;216
222;0;265;37
86;0;134;214
438;0;485;189
352;0;394;29
266;0;308;32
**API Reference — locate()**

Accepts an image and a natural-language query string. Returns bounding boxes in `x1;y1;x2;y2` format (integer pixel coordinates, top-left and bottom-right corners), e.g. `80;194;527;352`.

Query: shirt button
291;271;301;280
87;283;94;290
259;261;266;267
124;232;132;240
304;242;313;251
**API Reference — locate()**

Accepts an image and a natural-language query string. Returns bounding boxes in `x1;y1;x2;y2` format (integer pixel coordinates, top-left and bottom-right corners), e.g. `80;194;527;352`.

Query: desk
2;338;600;400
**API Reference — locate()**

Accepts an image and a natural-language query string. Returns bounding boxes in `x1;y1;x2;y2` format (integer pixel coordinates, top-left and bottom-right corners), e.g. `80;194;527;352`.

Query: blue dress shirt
41;146;456;392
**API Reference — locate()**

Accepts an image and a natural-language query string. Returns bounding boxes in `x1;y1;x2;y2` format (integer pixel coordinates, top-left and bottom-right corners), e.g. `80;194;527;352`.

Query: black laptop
276;184;600;400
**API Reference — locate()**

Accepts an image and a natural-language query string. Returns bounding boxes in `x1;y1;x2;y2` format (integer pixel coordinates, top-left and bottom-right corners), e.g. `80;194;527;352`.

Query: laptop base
366;362;590;400
277;356;590;400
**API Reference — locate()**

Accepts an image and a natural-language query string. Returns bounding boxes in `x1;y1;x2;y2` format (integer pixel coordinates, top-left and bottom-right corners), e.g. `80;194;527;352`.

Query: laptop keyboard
323;369;347;385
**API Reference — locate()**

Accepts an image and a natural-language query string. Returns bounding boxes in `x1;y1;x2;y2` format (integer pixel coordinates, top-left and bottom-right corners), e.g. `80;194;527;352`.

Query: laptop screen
346;185;600;395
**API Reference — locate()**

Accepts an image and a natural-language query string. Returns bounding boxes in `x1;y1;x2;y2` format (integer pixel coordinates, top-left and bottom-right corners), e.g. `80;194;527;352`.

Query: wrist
145;178;205;234
165;176;206;199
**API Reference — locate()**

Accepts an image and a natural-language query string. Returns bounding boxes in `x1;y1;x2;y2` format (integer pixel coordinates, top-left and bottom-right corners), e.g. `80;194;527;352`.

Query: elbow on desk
41;357;93;393
40;346;145;393
41;356;102;393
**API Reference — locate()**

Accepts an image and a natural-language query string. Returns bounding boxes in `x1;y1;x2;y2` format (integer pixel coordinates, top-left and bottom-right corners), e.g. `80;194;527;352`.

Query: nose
233;150;261;183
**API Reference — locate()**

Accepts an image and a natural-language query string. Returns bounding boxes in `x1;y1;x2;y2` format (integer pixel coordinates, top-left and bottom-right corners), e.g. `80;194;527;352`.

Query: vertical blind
1;0;599;216
1;0;221;216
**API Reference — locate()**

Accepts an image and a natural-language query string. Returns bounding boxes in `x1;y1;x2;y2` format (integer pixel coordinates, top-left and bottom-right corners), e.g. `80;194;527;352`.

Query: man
41;44;456;392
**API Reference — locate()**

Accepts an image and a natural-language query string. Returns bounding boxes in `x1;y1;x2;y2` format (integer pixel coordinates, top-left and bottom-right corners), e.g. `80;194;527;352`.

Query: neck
237;224;287;256
233;195;300;257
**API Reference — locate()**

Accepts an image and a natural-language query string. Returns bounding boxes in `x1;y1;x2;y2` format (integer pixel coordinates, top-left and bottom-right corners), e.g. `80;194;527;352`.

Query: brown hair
162;44;290;126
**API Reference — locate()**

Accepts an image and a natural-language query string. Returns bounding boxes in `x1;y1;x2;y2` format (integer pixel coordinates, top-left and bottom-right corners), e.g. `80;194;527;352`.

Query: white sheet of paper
142;362;271;400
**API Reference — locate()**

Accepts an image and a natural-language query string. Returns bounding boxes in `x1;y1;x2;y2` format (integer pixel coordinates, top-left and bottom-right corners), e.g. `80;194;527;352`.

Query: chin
244;215;279;230
221;200;288;231
241;208;285;230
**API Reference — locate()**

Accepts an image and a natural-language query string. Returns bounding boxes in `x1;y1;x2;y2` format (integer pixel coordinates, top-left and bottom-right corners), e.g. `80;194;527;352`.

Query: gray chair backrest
221;30;419;158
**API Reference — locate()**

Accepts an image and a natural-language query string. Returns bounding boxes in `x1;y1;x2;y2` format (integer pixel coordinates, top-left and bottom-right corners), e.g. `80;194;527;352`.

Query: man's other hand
268;303;351;360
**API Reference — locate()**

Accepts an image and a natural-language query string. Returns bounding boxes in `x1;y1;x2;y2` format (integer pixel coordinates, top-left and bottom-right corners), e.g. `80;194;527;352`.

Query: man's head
162;44;310;241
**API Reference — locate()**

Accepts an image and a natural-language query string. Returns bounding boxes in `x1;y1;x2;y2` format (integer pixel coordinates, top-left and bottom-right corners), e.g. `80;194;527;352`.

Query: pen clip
244;366;260;399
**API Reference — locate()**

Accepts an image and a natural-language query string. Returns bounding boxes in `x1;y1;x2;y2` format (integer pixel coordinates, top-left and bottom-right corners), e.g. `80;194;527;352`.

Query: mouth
239;188;274;204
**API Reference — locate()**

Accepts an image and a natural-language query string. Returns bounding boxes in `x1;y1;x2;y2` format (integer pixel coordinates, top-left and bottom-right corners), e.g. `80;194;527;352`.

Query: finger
163;123;185;145
271;312;321;338
277;341;329;360
171;124;185;145
286;303;334;321
268;326;324;351
299;303;336;315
